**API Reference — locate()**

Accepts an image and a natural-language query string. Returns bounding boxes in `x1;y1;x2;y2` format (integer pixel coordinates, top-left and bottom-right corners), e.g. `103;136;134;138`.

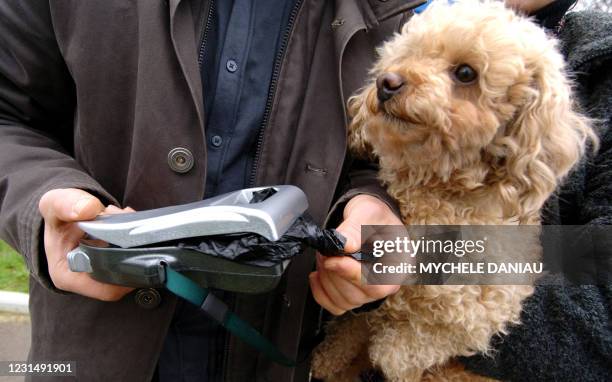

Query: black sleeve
531;0;576;31
460;280;612;382
325;158;401;228
0;1;115;290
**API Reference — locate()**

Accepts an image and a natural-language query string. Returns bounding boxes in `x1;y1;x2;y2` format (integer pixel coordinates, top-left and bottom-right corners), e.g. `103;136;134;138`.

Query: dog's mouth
379;107;422;127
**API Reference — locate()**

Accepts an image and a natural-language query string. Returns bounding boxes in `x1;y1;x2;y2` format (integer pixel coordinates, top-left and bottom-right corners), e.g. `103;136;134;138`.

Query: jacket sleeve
325;158;401;228
0;1;116;290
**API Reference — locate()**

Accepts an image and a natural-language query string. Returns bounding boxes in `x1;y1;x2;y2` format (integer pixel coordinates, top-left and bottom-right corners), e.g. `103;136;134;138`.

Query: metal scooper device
66;185;350;365
67;185;309;294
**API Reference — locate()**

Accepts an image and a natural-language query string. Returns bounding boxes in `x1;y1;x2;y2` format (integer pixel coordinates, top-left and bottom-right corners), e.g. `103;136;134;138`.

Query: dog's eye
453;64;478;84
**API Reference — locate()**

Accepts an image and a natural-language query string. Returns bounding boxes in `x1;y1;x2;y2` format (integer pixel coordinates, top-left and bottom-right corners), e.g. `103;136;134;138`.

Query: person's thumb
40;188;105;224
335;217;361;253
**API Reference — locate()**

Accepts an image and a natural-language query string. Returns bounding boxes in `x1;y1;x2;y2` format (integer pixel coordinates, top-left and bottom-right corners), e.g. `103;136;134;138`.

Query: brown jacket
0;1;418;381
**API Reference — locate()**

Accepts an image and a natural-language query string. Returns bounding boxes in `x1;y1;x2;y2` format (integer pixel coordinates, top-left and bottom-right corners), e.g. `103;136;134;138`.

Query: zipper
223;1;303;378
197;3;221;379
248;0;305;186
198;0;215;68
198;0;213;199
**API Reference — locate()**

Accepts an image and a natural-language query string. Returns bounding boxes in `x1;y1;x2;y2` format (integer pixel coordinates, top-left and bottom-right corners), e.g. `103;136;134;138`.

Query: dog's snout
376;72;405;103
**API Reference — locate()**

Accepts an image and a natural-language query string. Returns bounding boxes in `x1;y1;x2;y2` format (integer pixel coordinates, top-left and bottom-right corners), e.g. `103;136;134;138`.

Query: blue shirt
156;1;299;381
201;0;297;198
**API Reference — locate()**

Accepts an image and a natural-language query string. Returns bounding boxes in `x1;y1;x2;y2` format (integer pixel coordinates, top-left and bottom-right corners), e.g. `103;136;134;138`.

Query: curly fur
312;1;597;381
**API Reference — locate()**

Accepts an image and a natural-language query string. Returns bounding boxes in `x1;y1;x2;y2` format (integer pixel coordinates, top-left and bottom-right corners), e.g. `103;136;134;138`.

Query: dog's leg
422;361;499;382
319;347;372;382
368;285;532;382
367;319;426;382
311;313;371;381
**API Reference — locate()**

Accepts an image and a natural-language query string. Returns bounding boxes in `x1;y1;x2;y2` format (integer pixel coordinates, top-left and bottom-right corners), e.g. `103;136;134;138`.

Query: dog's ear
347;86;378;160
495;50;597;218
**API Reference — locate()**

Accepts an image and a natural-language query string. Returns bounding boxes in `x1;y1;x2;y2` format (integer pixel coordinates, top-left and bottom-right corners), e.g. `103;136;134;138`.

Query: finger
66;277;133;301
335;218;361;253
51;265;133;301
309;272;345;316
324;269;373;307
103;205;136;215
323;256;400;300
93;284;134;302
103;205;123;215
319;268;356;311
363;284;401;300
43;224;89;268
323;256;362;285
45;234;133;301
40;188;104;224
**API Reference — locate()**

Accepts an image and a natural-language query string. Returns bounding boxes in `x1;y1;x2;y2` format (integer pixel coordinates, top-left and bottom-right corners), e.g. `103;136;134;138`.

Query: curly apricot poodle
312;1;596;381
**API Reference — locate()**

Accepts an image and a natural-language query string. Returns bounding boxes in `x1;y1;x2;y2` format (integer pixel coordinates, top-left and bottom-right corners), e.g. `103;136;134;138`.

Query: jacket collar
166;0;427;133
362;0;425;28
334;0;424;32
168;0;205;131
331;0;424;117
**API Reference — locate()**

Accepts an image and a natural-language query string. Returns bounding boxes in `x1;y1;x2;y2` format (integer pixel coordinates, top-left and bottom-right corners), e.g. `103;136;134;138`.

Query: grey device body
67;186;308;293
77;185;307;247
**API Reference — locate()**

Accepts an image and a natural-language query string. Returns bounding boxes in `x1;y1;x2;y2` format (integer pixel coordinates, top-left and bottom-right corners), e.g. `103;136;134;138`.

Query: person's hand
39;188;134;301
309;194;402;315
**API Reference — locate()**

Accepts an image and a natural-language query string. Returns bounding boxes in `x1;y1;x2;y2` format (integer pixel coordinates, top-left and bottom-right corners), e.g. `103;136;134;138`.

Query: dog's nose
376;72;405;103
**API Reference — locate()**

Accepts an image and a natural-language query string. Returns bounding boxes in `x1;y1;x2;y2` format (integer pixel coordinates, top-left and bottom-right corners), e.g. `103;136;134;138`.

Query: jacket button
135;288;162;309
167;147;194;173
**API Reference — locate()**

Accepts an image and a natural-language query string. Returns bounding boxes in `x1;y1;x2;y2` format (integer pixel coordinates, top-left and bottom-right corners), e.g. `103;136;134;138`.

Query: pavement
0;292;28;315
0;313;30;382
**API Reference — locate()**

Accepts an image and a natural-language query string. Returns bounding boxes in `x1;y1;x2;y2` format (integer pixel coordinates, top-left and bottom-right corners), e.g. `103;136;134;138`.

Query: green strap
163;266;296;367
165;266;208;305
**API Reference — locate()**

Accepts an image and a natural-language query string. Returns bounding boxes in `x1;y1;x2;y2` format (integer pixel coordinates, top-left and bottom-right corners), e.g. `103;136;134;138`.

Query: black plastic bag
177;215;347;267
249;187;277;203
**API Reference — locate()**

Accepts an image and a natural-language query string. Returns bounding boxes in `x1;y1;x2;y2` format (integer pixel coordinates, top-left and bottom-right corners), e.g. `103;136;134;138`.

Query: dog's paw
310;344;339;380
311;315;371;379
312;345;372;382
